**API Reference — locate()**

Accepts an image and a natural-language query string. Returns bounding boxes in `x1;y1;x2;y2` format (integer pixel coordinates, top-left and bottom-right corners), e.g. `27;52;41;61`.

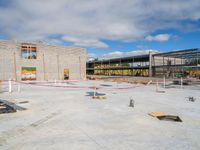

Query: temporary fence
1;76;199;93
0;79;139;93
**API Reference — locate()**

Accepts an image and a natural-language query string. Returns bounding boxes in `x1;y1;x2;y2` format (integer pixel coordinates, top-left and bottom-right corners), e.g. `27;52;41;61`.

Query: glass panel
21;44;37;59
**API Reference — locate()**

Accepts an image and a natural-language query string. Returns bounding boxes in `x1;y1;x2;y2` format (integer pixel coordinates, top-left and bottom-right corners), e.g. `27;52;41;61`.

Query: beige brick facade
0;40;87;81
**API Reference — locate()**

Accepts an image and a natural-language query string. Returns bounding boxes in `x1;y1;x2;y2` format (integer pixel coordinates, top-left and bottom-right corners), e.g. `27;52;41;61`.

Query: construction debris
18;101;29;104
87;76;155;85
149;112;182;122
146;80;153;85
100;84;112;87
156;90;165;93
173;80;190;85
149;112;167;117
129;97;134;107
186;96;196;102
0;103;16;114
92;96;107;100
0;99;26;114
87;76;96;80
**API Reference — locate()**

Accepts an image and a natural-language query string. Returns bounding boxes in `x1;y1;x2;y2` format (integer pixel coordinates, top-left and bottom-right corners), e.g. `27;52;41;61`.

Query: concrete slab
0;80;200;150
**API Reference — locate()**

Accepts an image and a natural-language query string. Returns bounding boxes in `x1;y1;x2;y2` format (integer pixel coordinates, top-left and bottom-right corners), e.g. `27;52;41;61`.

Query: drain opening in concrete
18;101;29;104
156;90;165;93
100;84;112;87
149;112;182;122
157;115;182;122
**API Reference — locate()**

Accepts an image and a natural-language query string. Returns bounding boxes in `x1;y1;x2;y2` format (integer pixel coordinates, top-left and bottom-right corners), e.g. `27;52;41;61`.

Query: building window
21;43;37;59
21;67;36;81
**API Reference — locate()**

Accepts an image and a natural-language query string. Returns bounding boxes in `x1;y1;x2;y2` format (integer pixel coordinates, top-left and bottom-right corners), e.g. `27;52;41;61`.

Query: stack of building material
149;112;182;122
0;99;26;114
0;101;16;114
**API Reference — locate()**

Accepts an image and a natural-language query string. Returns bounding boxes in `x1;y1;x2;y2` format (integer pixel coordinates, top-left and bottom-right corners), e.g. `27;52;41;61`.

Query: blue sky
0;0;200;58
88;30;200;56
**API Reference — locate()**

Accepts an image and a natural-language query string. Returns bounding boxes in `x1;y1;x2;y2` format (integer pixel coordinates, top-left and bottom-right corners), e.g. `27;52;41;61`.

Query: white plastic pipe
9;79;12;93
180;77;183;89
94;87;96;97
54;79;57;85
17;83;21;92
156;80;158;91
163;76;166;88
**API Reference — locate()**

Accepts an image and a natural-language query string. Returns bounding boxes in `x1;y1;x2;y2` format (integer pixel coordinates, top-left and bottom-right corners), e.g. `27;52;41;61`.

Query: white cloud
0;0;200;48
87;53;98;61
88;53;97;58
100;50;158;59
62;36;108;48
145;34;171;42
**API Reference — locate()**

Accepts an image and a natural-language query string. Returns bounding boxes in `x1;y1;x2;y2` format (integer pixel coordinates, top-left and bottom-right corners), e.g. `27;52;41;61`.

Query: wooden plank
149;112;167;117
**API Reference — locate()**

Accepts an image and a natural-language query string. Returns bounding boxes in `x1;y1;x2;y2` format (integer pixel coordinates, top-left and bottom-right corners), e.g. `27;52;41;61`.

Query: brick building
0;40;87;81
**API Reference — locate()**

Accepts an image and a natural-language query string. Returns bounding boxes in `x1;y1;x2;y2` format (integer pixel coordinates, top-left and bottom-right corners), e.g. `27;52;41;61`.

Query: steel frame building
87;48;200;78
152;48;200;77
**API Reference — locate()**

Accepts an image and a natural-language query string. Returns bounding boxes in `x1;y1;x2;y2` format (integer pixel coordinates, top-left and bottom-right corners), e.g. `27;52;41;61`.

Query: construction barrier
0;77;199;92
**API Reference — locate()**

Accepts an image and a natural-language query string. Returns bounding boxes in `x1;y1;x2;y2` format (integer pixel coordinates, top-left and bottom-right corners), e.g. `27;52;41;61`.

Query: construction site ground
0;80;200;150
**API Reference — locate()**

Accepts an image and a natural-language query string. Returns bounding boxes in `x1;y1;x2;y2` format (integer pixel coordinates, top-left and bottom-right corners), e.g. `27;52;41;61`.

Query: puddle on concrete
85;91;106;96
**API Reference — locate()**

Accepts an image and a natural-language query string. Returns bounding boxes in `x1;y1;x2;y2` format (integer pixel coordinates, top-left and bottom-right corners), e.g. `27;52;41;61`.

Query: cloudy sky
0;0;200;58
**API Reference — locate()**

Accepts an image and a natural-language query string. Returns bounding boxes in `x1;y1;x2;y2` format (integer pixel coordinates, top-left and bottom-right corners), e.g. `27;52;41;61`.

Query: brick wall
0;40;87;81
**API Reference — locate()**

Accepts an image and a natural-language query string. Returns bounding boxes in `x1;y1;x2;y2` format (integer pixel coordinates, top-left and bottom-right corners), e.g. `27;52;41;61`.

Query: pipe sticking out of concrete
156;80;159;91
180;77;183;89
93;86;96;97
9;79;12;93
163;76;166;88
17;83;21;92
54;79;57;85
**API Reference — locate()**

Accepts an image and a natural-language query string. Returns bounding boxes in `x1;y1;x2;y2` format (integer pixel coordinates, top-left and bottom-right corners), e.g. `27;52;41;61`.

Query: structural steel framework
152;48;200;77
87;48;200;78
